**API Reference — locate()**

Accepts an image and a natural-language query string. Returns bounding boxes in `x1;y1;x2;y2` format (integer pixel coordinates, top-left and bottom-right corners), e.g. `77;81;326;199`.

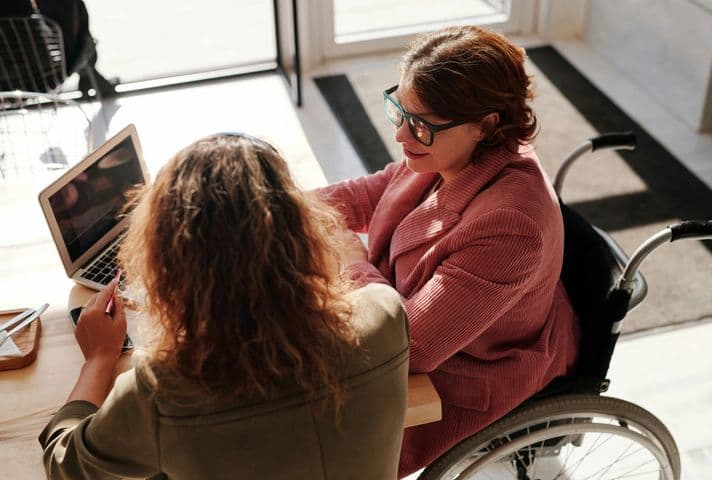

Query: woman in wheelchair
318;25;580;477
38;134;410;479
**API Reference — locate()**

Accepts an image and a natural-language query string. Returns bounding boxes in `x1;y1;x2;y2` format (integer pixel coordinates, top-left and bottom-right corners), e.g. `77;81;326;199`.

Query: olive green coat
39;284;409;480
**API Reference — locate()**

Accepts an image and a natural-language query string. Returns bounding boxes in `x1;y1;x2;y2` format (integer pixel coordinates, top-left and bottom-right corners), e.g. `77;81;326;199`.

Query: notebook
38;124;149;291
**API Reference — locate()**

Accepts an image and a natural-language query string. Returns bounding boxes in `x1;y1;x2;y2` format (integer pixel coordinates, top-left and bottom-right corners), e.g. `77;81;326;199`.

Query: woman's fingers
80;278;119;317
94;277;119;310
112;296;127;331
84;293;98;308
75;301;126;362
74;278;127;362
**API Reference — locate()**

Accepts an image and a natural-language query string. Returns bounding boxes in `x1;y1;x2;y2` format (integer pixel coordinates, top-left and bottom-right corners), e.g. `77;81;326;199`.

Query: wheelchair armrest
592;226;647;311
553;132;637;196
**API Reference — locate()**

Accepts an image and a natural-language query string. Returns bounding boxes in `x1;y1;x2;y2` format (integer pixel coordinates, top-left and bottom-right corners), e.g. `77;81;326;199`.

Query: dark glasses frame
383;85;465;146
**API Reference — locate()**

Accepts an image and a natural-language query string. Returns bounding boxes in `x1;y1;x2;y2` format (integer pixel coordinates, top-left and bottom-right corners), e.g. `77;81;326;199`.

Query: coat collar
387;146;517;264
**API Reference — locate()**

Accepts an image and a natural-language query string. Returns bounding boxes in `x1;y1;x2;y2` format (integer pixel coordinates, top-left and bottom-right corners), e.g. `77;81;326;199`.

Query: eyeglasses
383;85;465;146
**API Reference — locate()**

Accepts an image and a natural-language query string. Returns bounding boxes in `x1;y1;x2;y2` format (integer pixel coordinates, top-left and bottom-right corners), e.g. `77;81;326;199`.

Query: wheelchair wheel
418;394;680;480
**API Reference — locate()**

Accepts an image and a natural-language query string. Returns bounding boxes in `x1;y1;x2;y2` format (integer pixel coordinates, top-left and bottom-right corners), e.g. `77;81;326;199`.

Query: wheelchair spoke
610;462;664;480
505;433;533;477
529;421;550;480
589;441;638;480
528;443;538;480
581;450;658;480
513;426;661;480
556;428;586;477
422;396;678;480
607;467;666;480
556;427;613;478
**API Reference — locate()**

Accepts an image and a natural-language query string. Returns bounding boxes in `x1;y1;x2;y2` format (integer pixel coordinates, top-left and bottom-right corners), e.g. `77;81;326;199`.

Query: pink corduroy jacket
319;145;580;476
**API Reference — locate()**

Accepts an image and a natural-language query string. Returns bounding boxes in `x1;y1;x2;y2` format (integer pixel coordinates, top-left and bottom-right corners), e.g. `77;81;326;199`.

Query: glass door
85;0;277;86
274;0;302;106
320;0;533;58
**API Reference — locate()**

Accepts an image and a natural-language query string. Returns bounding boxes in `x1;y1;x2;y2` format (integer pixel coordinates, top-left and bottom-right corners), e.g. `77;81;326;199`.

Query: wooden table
0;180;441;479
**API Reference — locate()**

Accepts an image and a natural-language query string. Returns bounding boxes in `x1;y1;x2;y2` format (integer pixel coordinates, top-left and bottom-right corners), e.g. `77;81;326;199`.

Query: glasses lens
385;96;403;127
409;117;433;146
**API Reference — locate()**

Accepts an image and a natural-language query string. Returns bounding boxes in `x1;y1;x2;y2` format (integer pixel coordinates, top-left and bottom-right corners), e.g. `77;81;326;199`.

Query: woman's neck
426;175;443;198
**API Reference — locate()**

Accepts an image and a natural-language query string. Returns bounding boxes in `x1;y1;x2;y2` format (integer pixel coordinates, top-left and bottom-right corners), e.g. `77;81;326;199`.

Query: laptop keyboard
79;241;120;286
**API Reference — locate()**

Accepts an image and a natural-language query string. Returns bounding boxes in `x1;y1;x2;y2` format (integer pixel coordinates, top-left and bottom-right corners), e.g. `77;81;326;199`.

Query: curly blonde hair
119;133;356;404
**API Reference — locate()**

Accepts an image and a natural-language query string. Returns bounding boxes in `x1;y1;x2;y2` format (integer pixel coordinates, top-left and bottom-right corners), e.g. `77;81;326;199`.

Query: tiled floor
607;319;712;479
1;35;710;479
401;318;712;479
553;39;712;192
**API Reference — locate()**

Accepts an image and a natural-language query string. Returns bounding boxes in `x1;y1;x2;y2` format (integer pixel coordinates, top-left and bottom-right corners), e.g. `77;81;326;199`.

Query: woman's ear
476;112;500;141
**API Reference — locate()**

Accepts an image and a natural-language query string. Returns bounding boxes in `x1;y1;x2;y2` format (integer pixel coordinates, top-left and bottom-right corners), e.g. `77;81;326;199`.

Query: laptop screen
47;137;145;262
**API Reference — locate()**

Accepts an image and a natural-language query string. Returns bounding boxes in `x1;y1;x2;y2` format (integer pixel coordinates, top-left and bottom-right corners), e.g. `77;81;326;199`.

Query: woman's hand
75;278;127;365
67;278;128;407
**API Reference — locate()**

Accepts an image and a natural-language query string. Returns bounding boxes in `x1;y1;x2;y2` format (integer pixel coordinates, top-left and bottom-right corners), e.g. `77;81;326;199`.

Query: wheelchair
417;133;712;480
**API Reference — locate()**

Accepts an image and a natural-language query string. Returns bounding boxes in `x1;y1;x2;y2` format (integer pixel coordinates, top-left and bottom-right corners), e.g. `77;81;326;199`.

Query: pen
105;270;121;316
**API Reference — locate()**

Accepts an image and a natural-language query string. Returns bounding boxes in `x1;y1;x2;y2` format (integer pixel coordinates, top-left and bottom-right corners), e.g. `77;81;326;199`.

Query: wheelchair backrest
559;201;625;391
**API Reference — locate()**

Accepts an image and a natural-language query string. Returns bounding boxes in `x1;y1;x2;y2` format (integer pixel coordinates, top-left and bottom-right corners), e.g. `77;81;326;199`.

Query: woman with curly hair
318;26;580;477
39;133;410;479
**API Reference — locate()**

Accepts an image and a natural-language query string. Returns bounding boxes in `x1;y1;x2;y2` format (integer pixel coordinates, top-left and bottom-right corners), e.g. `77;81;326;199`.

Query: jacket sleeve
343;260;393;287
316;162;400;233
39;368;161;480
404;209;544;373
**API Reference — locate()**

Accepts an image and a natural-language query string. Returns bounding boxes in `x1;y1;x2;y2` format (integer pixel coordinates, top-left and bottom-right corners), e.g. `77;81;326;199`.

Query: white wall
583;0;712;131
298;0;539;71
536;0;588;37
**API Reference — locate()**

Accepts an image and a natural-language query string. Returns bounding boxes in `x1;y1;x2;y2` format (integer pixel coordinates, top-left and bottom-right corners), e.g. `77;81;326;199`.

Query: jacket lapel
388;147;515;265
388;190;459;263
367;167;436;265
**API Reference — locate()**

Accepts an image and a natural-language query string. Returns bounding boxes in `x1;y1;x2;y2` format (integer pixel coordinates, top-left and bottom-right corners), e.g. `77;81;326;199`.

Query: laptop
38;124;149;291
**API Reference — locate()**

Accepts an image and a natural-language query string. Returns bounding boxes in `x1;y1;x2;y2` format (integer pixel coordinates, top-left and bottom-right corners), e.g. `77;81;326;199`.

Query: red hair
119;134;357;405
401;25;537;151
